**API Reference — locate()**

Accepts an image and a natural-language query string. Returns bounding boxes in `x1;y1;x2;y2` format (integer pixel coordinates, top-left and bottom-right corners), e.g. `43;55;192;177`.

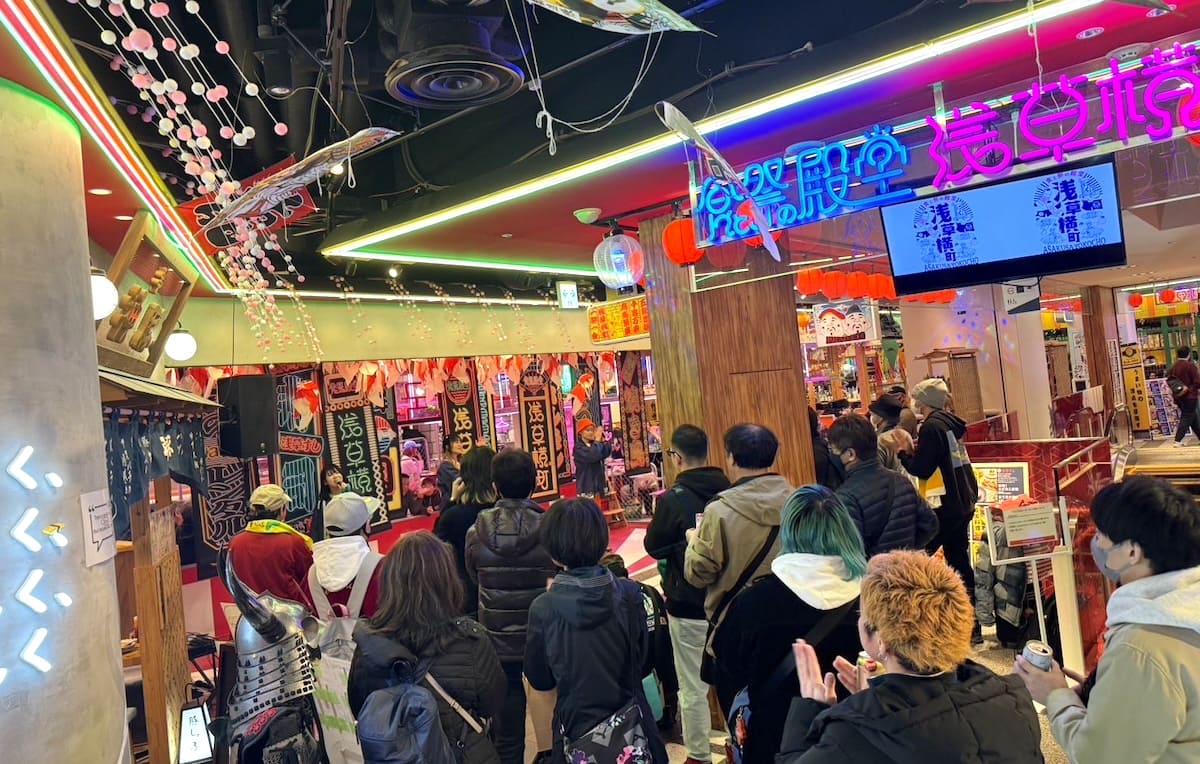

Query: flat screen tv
880;158;1126;296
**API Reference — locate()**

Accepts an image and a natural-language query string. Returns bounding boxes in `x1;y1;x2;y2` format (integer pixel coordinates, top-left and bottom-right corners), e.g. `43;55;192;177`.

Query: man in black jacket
644;424;730;764
465;449;557;764
829;414;938;557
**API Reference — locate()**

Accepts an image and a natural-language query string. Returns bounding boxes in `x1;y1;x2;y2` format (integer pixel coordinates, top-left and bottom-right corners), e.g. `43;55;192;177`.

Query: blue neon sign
691;124;917;247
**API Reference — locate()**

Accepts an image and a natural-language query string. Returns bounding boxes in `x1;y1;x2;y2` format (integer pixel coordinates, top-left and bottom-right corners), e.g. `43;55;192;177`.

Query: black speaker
216;375;279;458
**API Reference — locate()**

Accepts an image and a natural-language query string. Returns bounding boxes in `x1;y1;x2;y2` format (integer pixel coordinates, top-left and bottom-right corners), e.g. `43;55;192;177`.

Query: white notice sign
1002;278;1041;315
1003;503;1058;547
79;488;116;567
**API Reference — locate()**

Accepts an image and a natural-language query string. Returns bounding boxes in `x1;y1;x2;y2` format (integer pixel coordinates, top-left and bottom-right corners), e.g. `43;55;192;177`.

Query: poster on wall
1147;378;1180;439
814;301;880;347
549;378;571;479
324;404;390;532
275;367;323;527
518;366;561;502
198;405;250;579
441;359;484;450
618;351;651;473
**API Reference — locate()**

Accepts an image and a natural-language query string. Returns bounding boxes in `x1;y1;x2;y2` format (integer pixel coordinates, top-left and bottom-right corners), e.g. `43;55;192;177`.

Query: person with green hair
712;486;866;764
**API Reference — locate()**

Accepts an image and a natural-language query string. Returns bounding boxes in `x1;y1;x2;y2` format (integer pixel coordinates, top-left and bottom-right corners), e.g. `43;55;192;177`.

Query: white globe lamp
593;233;644;290
164;328;198;362
90;267;119;320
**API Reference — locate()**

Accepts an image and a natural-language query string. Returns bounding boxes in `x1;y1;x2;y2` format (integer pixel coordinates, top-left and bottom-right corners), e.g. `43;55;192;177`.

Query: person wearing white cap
227;483;315;610
308;492;384;620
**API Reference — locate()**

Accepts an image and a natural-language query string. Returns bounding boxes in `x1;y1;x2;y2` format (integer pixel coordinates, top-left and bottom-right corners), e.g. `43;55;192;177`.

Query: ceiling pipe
212;0;276;168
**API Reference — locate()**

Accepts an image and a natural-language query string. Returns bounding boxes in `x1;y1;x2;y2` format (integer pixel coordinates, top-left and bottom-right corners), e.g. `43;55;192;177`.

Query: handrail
1051;437;1111;472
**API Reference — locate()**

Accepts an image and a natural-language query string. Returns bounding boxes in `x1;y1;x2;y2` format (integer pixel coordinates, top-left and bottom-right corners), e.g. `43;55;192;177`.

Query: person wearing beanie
867;393;911;472
227;484;315;610
888;385;920;437
307;492;384;620
573;419;612;498
897;378;980;634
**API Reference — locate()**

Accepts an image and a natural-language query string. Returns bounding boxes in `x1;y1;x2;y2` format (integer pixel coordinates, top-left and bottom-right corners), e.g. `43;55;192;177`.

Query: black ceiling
56;0;1013;296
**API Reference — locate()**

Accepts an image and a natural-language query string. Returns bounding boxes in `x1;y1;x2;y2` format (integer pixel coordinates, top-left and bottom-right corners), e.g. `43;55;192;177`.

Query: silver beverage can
1022;640;1054;671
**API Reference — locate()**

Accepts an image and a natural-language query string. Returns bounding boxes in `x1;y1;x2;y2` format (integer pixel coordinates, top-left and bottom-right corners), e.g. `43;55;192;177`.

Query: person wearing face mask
1014;476;1200;764
828;414;938;558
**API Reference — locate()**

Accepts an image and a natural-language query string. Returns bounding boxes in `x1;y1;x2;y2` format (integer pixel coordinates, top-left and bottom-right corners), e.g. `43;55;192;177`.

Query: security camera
573;207;602;225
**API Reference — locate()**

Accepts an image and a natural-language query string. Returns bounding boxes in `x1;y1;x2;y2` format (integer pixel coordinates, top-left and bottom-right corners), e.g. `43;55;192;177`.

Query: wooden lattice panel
135;543;189;764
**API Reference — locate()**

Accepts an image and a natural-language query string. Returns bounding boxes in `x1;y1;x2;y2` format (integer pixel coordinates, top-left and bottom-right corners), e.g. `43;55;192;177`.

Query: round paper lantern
823;271;847;300
1128;292;1144;309
796;269;822;296
847;271;869;299
1160;288;1177;304
661;219;703;266
164;328;198;362
90;268;118;320
705;241;747;270
594;233;645;289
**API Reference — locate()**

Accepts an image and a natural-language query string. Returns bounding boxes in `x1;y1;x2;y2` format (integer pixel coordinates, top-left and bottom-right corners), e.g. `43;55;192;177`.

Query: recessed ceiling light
387;266;399;278
1077;26;1104;39
501;233;513;239
114;214;134;221
88;188;113;196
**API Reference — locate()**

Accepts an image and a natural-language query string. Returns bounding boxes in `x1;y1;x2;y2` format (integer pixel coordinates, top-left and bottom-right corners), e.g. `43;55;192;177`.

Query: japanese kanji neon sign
929;42;1200;189
691;124;917;247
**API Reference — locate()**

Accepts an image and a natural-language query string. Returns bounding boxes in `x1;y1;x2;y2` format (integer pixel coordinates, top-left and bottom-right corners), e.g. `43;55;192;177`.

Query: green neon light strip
0;77;79;135
354;249;599;277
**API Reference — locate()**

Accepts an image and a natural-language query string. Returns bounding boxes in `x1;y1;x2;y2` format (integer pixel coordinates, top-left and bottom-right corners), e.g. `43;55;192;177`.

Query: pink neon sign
929;43;1200;189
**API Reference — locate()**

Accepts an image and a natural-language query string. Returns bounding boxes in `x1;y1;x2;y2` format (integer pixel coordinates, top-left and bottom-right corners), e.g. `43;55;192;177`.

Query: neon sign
929;42;1200;189
691;125;917;247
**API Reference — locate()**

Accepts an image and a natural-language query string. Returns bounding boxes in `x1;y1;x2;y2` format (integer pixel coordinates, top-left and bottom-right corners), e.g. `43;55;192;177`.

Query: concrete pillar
0;80;126;762
995;287;1054;439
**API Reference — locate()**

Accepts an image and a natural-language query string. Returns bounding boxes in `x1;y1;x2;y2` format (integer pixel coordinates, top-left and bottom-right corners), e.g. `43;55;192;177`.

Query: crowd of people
224;380;1200;764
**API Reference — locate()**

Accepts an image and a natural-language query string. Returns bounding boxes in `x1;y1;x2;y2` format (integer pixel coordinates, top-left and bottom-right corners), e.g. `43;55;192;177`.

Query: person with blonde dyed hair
778;551;1043;763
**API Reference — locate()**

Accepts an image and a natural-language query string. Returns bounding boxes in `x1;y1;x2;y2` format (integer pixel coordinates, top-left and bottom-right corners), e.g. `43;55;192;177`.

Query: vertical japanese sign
324;405;390;532
518;367;561;501
275;366;323;528
549;380;571;479
1120;343;1152;432
618;351;651;472
478;382;496;450
198;405;249;579
441;359;484;448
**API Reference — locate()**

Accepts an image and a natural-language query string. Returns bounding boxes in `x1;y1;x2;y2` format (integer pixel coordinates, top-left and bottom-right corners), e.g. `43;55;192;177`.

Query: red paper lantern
823;271;848;300
1128;292;1144;309
1161;288;1177;303
705;241;747;270
796;269;822;295
661;218;703;266
847;271;870;299
882;275;897;300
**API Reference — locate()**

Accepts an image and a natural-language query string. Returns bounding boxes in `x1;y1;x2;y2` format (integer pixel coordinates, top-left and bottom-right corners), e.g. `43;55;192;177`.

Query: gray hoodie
684;473;794;636
1047;564;1200;764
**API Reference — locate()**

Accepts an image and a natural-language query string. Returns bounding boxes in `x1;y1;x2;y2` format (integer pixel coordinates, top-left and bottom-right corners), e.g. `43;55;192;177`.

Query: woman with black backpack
349;531;506;764
524;499;669;764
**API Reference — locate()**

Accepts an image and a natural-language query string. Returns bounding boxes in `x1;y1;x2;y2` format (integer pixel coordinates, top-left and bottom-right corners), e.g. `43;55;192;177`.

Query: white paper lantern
593;234;644;290
164;328;198;362
90;268;118;320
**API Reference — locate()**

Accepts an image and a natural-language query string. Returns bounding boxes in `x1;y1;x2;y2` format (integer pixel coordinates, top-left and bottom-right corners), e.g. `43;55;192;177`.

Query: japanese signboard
275;367;323;525
1121;343;1152;431
525;0;700;34
178;157;317;256
929;43;1200;190
549;377;571;479
440;359;485;450
518;366;561;501
618;351;651;473
478;383;496;450
198;404;250;579
588;296;650;344
324;405;390;531
322;365;366;409
813;301;880;347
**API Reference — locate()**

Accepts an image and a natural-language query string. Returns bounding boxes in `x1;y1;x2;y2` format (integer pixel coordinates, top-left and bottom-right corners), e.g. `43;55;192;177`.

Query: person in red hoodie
307;492;383;619
1170;347;1200;446
227;484;314;609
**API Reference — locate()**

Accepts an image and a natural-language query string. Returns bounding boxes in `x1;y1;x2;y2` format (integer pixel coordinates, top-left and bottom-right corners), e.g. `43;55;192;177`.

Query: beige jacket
1046;564;1200;764
684;474;794;641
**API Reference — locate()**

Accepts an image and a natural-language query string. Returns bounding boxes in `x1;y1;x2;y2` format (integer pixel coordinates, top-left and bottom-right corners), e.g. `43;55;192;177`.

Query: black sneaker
971;623;984;646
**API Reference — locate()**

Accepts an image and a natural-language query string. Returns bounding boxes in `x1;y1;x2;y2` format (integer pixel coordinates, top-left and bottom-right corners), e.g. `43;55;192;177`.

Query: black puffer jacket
465;498;557;663
524;567;669;763
777;661;1044;763
349;617;507;764
835;458;938;557
643;466;730;620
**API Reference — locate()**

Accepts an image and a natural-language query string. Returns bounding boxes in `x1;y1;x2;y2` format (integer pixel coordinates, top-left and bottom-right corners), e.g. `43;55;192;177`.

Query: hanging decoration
331;276;375;345
386;279;434;345
822;271;848;300
661;218;703;266
593;234;645;290
466;284;508;344
503;289;536;352
1128;292;1144;309
1160;288;1177;304
526;0;701;34
795;269;823;296
429;282;473;349
867;273;896;300
846;271;870;299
